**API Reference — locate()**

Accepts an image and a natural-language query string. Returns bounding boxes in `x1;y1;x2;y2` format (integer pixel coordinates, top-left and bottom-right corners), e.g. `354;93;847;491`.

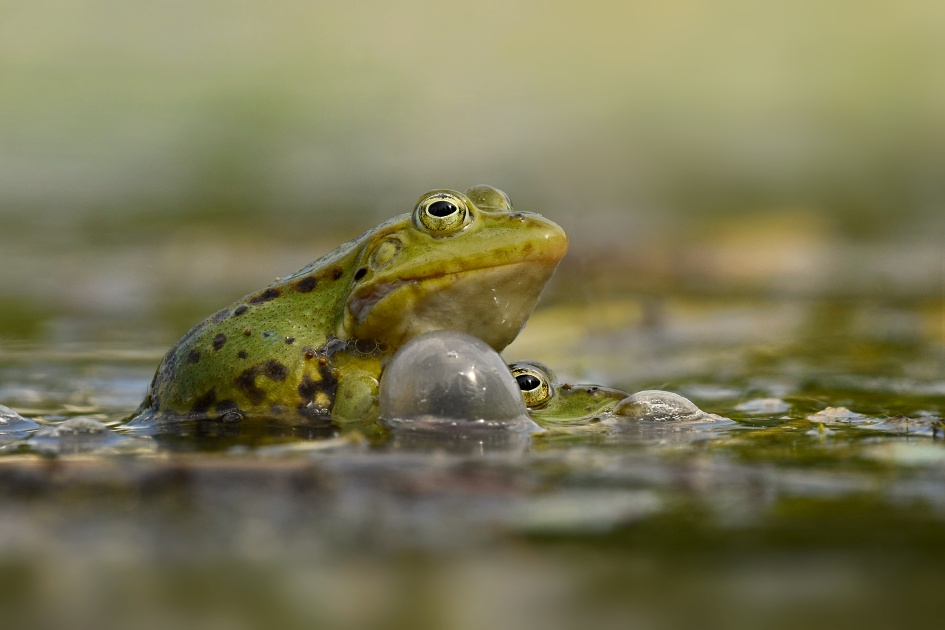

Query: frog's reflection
145;418;337;453
384;427;532;455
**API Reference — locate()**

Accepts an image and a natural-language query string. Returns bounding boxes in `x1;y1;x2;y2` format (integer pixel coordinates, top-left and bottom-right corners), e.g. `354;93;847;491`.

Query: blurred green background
1;0;942;343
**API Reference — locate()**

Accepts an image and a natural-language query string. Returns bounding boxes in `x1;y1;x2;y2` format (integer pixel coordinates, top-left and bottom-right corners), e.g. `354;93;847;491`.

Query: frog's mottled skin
509;361;629;427
130;186;567;425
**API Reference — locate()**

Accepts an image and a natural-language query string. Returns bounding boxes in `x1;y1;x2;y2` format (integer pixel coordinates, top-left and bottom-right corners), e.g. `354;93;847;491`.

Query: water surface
1;286;942;629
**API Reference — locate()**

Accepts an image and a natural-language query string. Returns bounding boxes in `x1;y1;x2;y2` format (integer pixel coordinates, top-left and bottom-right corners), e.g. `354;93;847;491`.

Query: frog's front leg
329;350;382;423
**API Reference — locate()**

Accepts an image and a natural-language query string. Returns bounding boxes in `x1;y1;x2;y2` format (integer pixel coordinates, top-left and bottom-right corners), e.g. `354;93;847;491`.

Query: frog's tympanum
129;186;567;425
509;361;629;427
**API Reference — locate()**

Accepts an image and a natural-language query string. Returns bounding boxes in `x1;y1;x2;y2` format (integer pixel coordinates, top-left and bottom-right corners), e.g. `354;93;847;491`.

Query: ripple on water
26;417;154;456
0;404;40;433
735;397;792;415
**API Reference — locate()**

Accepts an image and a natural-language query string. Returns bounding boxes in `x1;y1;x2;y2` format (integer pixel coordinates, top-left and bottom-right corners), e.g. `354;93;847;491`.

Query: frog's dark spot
262;331;273;339
234;304;249;316
329;267;343;281
297;361;339;417
354;267;368;281
319;360;336;383
263;360;288;381
235;359;288;405
172;321;208;356
237;350;248;359
186;349;201;364
212;333;227;350
295;276;319;293
285;336;295;345
298;374;319;401
234;368;264;404
191;388;217;413
249;288;281;304
244;328;253;336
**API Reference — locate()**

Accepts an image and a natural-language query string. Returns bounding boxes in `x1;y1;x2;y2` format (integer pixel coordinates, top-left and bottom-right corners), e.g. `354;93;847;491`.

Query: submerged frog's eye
510;363;553;408
414;192;470;235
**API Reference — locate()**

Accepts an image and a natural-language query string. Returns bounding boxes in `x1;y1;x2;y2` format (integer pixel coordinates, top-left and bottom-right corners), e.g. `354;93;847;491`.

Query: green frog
509;361;629;428
129;186;567;426
510;362;733;434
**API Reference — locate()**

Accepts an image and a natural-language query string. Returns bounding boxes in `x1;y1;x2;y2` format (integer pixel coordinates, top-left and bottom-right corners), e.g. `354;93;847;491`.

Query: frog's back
132;241;367;424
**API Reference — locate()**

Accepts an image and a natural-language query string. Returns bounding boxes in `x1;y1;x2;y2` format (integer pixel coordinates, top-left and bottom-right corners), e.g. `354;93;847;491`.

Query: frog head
344;186;568;351
509;360;630;427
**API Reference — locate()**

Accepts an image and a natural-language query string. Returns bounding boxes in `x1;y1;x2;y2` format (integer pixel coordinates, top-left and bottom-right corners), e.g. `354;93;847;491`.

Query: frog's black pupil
516;374;541;391
428;200;457;217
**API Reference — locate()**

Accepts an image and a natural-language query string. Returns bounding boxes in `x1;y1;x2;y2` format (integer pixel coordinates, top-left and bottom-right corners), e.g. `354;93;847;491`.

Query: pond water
0;284;942;628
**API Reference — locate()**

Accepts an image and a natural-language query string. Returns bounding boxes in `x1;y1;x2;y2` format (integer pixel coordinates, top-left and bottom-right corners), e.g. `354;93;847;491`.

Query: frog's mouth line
347;278;412;324
346;259;554;327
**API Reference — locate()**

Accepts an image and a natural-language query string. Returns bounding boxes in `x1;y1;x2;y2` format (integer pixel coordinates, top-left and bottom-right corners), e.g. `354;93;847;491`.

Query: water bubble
379;331;538;433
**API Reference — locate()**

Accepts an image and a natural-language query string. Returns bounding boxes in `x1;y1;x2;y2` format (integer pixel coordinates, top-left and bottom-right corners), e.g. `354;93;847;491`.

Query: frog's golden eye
414;192;470;235
510;363;553;408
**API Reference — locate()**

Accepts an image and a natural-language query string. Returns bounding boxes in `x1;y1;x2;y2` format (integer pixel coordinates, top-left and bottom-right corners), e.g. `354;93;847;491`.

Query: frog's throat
343;259;559;352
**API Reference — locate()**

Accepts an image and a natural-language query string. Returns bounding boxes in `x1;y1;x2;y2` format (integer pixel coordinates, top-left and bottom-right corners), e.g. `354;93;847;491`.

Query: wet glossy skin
509;361;629;427
129;186;567;425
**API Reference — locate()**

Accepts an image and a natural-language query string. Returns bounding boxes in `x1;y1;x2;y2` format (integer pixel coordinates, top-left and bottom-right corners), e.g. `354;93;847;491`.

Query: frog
127;185;568;427
508;360;630;428
509;361;734;436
